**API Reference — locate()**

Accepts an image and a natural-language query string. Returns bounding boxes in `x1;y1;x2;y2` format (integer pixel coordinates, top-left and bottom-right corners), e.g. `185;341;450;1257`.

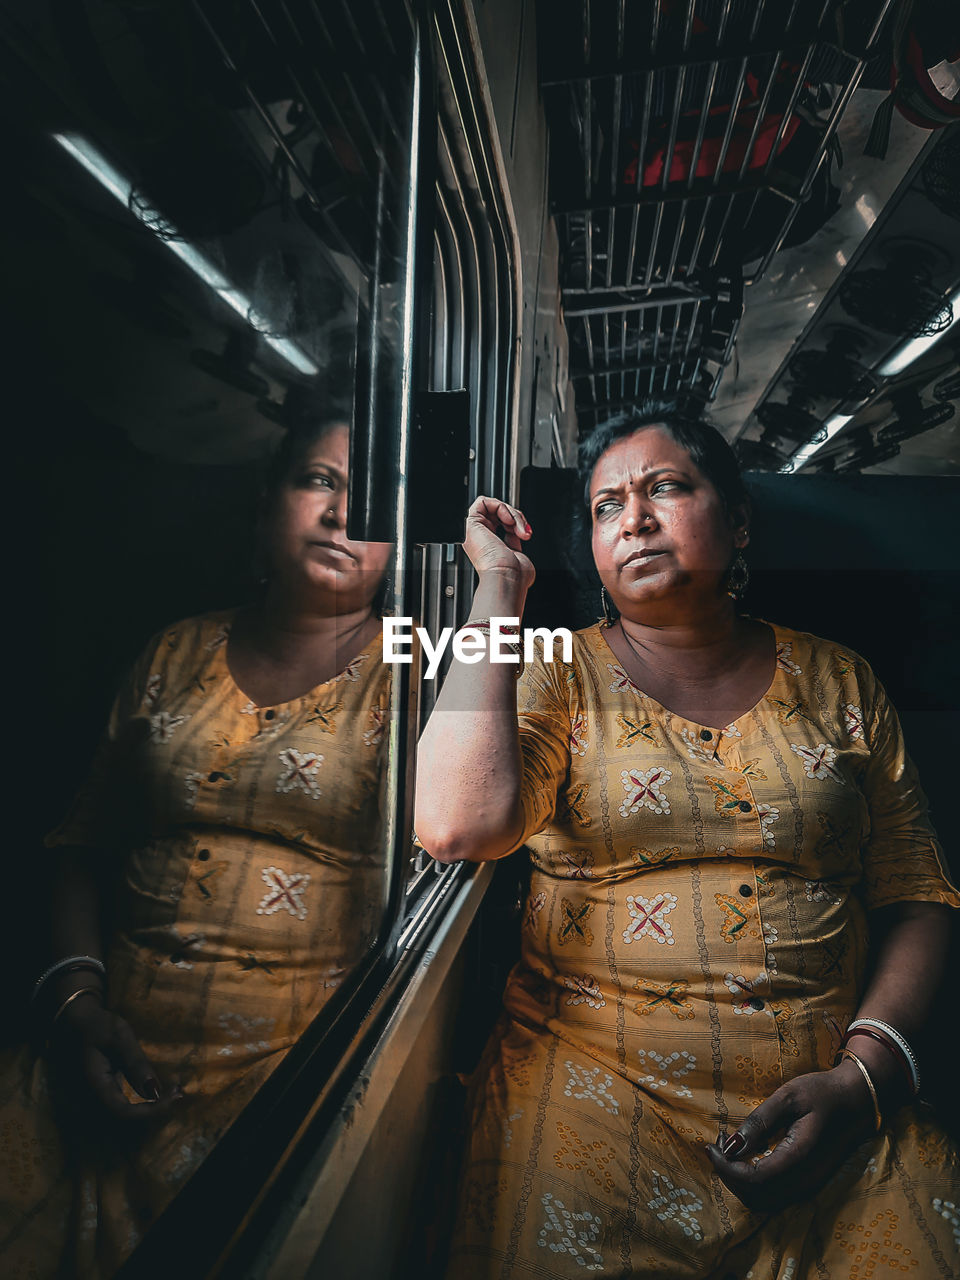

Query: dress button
738;800;752;813
738;883;753;898
699;729;712;741
264;709;275;720
749;997;766;1012
197;849;210;862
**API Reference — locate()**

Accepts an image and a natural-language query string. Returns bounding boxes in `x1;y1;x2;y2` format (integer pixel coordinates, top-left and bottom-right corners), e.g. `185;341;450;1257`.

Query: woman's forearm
46;849;107;1005
415;571;529;863
843;901;952;1108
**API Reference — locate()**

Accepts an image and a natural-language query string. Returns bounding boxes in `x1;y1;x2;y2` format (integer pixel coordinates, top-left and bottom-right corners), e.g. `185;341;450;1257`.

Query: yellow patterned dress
448;620;960;1279
1;610;391;1278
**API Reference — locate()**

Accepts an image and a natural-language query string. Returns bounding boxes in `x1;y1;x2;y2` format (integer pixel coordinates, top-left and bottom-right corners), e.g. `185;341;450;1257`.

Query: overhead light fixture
781;412;854;474
876;284;960;379
53;132;319;378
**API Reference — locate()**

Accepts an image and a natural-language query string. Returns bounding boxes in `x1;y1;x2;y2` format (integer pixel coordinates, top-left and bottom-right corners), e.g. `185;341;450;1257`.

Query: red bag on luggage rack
622;64;804;188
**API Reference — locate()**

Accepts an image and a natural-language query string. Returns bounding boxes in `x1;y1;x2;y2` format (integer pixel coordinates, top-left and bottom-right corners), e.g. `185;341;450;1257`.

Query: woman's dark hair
578;397;749;517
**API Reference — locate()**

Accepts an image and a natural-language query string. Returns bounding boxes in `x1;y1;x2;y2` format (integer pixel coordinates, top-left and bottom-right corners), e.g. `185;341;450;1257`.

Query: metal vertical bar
584;78;593;290
602;310;612;405
737;51;781;182
625;70;653;284
660;65;686;193
749;0;766;42
583;314;597;408
644;203;665;287
716;0;735;45
620;311;628;403
762;45;815;179
682;0;696;51
651;0;661;54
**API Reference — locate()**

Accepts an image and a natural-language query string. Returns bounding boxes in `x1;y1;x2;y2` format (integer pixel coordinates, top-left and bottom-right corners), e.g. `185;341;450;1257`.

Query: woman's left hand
705;1062;878;1212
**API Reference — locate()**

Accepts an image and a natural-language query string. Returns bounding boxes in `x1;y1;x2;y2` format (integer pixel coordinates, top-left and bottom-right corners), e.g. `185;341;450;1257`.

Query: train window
5;0;422;1272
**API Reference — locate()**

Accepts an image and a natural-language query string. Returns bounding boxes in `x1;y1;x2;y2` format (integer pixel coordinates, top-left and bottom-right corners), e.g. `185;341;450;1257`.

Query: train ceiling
538;0;959;474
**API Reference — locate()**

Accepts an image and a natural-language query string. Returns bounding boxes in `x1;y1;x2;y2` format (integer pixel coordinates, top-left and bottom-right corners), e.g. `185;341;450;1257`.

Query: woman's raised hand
463;496;535;591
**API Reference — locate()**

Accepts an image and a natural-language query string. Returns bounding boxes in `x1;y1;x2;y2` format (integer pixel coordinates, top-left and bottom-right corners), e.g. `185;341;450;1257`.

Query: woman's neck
616;603;754;683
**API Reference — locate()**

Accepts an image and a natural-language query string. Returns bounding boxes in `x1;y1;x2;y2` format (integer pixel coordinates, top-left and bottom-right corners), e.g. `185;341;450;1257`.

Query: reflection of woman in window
2;420;392;1277
416;404;959;1278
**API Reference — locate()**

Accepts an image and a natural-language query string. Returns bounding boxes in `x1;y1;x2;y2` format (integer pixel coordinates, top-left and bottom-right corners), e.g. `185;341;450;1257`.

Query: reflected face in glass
265;423;393;611
589;426;744;613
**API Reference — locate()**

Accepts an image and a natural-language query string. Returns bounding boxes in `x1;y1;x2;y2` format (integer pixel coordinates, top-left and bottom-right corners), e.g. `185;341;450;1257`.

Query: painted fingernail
722;1132;745;1157
524;522;532;534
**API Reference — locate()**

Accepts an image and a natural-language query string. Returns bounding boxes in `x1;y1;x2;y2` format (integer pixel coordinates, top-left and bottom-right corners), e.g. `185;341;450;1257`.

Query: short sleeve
860;673;960;911
44;636;159;852
513;642;573;848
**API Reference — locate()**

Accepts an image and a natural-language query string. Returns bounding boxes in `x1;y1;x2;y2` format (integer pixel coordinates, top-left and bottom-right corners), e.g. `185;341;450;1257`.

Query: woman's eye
594;501;619;519
651;480;682;494
303;472;335;489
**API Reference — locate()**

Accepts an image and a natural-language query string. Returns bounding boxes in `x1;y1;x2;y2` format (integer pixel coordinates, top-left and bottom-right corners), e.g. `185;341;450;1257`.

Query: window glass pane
4;1;416;1272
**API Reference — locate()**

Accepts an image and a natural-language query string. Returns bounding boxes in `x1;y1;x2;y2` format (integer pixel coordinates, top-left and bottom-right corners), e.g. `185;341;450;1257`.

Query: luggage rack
538;0;896;423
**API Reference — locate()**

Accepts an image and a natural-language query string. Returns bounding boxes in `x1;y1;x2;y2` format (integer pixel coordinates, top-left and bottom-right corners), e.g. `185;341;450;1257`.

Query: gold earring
599;585;615;627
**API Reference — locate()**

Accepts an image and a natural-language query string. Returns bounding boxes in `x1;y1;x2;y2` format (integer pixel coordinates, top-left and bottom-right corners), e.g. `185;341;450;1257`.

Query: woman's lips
309;540;356;563
621;549;664;568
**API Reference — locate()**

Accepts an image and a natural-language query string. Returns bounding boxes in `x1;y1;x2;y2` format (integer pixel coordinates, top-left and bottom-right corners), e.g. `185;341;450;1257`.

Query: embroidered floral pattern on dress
615;712;661;749
647;1170;704;1240
363;704;386;748
524;890;547;930
562;1060;620;1114
790;742;845;784
275;748;323;798
562;782;592;827
619;766;672;817
716;893;757;944
256;866;310;920
537;1193;604;1270
335;654;366;683
607;663;639;694
204;624;230;652
623;892;678;945
150;711;190;744
767;697;816;728
705;774;753;816
569;712;589;757
636;1049;697;1098
757;802;779;849
724;972;767;1014
931;1197;959;1249
721;723;742;739
558;898;595;947
144;674;162;707
558;848;595;879
630;844;682;868
184;772;205;809
553;1122;618;1192
843;703;865;741
563;974;605;1009
681;727;718;765
634;978;695;1020
775;642;802;675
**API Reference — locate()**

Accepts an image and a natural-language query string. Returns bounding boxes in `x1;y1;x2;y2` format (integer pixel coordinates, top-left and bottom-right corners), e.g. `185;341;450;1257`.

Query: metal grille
538;0;894;424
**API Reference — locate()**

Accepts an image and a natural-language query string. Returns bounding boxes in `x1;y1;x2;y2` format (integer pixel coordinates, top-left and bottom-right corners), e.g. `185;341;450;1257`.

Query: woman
415;403;959;1278
1;419;393;1278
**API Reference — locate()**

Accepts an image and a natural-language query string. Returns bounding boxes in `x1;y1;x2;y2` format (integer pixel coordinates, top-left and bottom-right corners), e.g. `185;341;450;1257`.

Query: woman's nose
622;496;656;535
321;493;347;528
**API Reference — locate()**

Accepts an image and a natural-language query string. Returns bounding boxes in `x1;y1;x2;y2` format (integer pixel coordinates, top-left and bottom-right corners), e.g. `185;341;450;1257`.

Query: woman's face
589;426;747;619
265;423;393;611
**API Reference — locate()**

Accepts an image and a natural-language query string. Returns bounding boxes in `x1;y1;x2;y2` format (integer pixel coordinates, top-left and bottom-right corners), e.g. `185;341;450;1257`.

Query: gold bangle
51;986;103;1028
839;1048;882;1132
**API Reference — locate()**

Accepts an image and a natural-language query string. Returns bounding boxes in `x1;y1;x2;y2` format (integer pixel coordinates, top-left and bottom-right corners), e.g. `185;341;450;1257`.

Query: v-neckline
212;611;381;712
592;616;784;735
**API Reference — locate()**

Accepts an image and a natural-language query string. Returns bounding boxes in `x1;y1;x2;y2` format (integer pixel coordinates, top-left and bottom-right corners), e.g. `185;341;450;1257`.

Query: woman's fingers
467;496;532;542
705;1111;823;1210
719;1083;801;1160
79;1014;181;1121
